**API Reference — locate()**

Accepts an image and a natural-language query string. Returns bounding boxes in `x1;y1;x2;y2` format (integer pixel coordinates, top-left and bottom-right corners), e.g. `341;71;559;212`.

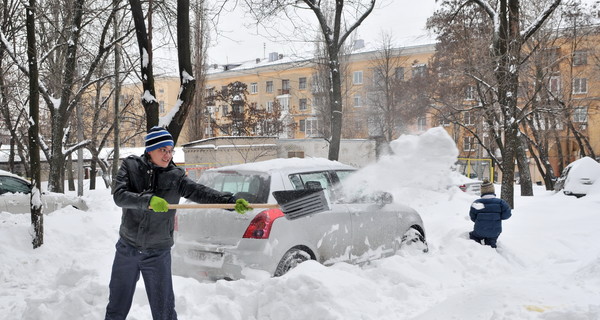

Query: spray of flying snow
342;127;459;199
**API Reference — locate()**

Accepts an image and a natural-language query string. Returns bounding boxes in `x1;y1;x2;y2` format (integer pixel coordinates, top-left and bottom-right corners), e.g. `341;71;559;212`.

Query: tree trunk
67;154;75;191
112;12;121;191
47;0;85;193
328;51;342;161
129;0;159;129
516;139;533;196
26;0;43;248
166;0;196;143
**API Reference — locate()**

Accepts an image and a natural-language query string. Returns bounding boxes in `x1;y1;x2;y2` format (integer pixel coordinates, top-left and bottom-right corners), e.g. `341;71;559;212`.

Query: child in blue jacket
469;180;512;248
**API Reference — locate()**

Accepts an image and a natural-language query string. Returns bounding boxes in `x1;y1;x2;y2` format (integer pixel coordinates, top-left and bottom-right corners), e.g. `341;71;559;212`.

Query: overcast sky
204;0;439;64
152;0;598;74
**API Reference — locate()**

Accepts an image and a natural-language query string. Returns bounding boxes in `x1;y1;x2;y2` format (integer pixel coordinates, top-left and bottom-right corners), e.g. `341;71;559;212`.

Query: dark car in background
0;169;88;213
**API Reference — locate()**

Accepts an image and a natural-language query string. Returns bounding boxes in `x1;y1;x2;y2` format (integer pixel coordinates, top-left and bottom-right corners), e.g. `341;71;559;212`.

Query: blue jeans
469;231;498;248
105;239;177;320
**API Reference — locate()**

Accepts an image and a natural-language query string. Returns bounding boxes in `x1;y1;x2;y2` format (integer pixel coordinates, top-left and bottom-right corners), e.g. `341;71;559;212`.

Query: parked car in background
554;157;600;198
450;171;483;195
172;157;428;281
0;169;88;213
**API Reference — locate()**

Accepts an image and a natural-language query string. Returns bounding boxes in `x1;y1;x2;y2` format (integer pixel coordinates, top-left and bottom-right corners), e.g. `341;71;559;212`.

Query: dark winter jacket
469;193;512;238
113;154;235;250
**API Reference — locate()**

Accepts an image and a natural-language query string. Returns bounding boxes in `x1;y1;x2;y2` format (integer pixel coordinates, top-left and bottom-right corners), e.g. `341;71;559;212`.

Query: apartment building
201;42;436;141
109;33;598;183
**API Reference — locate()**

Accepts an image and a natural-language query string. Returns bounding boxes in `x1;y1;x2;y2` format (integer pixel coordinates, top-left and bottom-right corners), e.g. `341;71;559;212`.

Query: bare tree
209;81;286;137
431;0;561;207
244;0;376;160
128;0;197;143
25;0;43;248
186;0;211;142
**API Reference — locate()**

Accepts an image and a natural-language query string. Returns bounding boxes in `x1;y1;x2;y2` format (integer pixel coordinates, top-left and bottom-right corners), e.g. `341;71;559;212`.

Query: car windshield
198;171;271;203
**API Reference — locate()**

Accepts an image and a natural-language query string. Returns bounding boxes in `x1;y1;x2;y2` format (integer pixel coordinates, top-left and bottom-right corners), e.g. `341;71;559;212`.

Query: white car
0;169;88;213
450;171;483;195
172;157;427;281
554;157;600;198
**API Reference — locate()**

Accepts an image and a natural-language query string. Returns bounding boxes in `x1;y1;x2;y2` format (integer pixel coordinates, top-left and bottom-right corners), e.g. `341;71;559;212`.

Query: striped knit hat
145;126;174;152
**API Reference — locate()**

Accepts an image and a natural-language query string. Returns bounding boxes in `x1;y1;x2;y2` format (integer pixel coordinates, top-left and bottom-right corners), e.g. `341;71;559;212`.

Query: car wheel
274;248;312;277
400;227;428;253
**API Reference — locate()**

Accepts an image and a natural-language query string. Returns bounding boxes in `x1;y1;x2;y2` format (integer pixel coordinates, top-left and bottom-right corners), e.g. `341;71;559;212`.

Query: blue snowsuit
469;193;512;248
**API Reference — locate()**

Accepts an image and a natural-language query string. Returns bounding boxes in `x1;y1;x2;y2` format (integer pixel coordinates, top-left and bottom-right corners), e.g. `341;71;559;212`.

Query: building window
299;77;307;90
306;118;320;136
206;87;215;97
299;98;307;111
278;96;289;111
573;106;588;123
465;86;476;100
159;101;165;113
353;95;362;107
222;105;229;115
463;136;476;152
395;67;405;81
299;119;305;132
250;82;258;94
282;79;290;93
372;69;383;87
266;81;273;93
438;115;450;127
573;78;587;94
464;111;474;126
353;71;363;85
549;76;561;95
233;105;244;114
266;101;274;112
412;64;427;77
417;117;427;131
311;73;324;93
573;50;588;66
250;102;257;109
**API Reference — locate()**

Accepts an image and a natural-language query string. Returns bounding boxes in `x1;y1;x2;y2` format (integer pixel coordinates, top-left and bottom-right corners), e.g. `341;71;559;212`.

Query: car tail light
242;209;284;239
459;184;467;192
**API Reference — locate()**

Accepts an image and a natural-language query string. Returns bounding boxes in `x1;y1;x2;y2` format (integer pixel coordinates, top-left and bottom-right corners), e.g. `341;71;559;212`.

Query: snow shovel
272;188;330;220
154;188;330;220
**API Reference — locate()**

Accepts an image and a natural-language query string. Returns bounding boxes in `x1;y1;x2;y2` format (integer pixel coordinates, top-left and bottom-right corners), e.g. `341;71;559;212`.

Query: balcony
278;89;291;95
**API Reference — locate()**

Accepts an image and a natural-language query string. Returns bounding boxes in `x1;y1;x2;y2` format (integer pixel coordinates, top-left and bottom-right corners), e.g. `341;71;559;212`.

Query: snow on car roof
0;169;29;182
212;157;355;173
564;156;600;181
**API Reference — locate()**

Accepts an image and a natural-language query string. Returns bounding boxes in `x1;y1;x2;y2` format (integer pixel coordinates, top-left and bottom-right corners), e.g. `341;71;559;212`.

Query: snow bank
1;128;599;319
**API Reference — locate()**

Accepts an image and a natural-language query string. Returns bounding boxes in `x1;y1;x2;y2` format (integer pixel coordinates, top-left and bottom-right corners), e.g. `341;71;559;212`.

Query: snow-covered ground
1;128;600;320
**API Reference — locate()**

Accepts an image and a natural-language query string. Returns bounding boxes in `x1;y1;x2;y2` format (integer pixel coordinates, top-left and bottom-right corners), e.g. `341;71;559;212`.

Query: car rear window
198;171;270;203
0;176;31;195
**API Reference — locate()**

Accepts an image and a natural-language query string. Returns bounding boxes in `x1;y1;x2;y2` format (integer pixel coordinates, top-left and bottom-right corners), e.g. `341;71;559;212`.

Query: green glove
234;198;250;214
150;196;169;212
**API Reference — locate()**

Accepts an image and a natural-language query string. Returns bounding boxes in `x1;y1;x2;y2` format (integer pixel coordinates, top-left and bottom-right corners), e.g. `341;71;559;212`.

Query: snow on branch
521;0;562;41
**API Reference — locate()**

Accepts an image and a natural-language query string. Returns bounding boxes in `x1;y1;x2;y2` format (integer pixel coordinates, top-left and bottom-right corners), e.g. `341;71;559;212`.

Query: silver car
172;158;427;280
0;169;88;213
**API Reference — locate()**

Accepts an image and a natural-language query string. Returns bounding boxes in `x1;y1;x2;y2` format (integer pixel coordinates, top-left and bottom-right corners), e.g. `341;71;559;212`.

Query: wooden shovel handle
149;203;280;210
